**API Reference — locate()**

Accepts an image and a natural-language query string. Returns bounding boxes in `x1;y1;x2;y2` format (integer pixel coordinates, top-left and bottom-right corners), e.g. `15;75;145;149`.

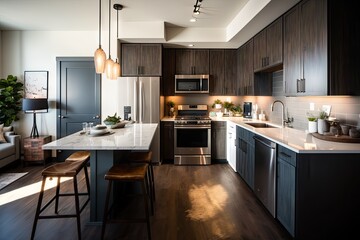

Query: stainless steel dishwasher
253;135;277;217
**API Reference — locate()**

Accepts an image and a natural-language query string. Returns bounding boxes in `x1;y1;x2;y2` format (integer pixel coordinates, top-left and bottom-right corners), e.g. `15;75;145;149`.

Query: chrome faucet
271;100;285;127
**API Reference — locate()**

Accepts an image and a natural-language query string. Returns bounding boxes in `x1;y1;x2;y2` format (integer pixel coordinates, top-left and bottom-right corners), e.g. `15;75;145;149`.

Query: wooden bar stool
101;163;152;240
128;151;155;203
31;157;90;240
65;151;91;196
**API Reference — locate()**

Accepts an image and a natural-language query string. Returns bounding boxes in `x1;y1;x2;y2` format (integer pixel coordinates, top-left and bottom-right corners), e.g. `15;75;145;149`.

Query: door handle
93;115;100;119
58;115;66;118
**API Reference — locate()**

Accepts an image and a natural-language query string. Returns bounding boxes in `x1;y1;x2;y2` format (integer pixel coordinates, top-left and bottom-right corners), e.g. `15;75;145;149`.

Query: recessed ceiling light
188;44;194;47
190;18;197;22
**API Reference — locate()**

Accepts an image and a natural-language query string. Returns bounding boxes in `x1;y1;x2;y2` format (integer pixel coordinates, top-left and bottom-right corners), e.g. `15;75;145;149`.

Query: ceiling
0;0;300;48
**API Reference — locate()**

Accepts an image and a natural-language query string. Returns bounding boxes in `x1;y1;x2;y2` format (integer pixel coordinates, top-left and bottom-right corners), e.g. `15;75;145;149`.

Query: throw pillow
0;131;6;143
0;123;13;132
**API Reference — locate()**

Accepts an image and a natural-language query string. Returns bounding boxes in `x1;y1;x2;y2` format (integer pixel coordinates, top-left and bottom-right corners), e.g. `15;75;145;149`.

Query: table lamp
22;98;48;138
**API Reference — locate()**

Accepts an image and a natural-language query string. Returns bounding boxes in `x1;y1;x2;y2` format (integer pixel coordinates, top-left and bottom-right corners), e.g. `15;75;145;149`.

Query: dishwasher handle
253;136;276;149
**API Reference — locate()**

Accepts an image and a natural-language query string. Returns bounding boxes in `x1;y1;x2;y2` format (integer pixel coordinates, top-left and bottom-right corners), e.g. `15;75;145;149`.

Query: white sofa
0;132;21;168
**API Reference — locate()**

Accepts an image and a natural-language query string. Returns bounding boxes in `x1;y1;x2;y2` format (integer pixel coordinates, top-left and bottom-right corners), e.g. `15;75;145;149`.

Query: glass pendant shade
111;59;121;79
94;47;106;73
105;57;114;79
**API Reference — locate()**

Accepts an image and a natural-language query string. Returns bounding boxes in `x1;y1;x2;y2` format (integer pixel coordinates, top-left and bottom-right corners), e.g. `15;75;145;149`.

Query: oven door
174;125;211;165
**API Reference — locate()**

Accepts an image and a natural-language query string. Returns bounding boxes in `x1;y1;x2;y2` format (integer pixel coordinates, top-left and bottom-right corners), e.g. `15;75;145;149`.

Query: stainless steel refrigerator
118;77;161;164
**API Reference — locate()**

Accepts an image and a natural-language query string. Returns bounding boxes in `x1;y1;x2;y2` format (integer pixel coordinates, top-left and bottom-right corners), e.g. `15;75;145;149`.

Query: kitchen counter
211;117;360;153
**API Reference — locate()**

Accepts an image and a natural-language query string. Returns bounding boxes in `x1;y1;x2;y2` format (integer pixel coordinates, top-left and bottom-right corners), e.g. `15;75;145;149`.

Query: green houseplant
211;99;223;109
0;75;24;126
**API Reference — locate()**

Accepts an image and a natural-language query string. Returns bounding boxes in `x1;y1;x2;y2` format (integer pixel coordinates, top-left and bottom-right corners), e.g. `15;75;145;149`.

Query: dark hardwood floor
0;161;292;240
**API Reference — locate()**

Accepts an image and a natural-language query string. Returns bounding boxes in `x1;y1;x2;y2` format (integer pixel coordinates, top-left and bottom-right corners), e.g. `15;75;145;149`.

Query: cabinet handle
58;115;66;118
93;115;100;119
279;152;291;159
301;78;306;93
296;79;301;93
266;56;269;66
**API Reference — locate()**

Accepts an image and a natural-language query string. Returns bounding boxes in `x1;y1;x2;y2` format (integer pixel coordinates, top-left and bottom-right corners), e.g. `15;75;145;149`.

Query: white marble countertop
43;123;158;151
211;117;360;154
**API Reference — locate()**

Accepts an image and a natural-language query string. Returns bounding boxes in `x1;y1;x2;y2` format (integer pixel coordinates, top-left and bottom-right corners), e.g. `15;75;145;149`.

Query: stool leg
55;177;61;214
83;165;91;197
101;180;113;240
142;180;152;240
145;171;154;216
73;175;82;240
149;164;155;202
31;176;47;240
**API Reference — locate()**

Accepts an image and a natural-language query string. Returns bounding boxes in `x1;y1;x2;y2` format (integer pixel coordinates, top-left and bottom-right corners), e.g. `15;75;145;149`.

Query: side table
23;135;51;166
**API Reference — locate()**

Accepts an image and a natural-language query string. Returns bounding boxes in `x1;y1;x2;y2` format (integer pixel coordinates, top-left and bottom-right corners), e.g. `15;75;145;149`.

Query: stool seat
42;161;84;177
65;151;91;162
105;164;148;181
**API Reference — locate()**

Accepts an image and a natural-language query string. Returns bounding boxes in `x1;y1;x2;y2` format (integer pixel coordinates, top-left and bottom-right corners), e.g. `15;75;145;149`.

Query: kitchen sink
244;122;280;128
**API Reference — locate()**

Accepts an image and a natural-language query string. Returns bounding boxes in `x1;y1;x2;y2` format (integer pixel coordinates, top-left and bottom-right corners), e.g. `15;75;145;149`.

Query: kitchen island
42;123;158;223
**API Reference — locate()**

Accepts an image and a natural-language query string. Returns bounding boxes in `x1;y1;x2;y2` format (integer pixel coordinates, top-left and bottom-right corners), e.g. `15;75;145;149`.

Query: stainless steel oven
174;105;211;165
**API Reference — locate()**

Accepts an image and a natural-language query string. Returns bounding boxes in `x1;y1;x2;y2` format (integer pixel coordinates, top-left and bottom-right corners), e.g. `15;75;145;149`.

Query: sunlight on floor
0;177;72;206
186;183;235;238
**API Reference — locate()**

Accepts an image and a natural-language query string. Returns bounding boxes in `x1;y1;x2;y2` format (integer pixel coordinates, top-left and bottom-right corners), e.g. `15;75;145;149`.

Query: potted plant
211;99;222;109
306;112;318;133
317;110;329;134
223;101;234;115
0;75;24;126
167;101;175;117
104;113;121;126
230;104;242;116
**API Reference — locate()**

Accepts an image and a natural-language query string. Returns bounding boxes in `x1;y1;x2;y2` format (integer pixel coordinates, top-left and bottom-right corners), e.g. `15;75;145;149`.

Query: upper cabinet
175;49;209;75
237;39;254;96
209;49;237;95
284;0;360;96
121;43;162;76
162;48;176;96
253;17;283;72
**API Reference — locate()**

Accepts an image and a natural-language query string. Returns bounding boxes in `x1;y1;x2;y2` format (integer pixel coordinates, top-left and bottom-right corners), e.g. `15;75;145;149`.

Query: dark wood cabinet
211;121;227;161
237;39;254;95
121;43;162;76
175;49;209;75
253;17;283;72
160;121;174;163
209;49;237;95
284;0;327;96
284;0;360;96
162;48;176;96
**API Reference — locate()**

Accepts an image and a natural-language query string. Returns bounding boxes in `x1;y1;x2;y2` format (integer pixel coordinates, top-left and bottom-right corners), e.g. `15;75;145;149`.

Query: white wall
0;30;120;140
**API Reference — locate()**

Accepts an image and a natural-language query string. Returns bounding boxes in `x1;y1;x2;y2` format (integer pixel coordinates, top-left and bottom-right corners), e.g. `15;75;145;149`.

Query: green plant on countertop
0;75;24;126
104;112;121;125
167;101;175;108
223;101;234;110
230;104;242;114
211;99;223;108
318;110;328;120
306;112;317;122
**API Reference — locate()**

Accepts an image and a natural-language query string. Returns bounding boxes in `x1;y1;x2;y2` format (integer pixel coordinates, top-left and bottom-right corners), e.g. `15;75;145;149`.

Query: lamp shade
22;98;48;111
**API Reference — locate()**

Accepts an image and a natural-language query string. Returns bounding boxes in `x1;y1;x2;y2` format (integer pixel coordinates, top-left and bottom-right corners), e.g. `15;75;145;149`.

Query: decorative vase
169;107;174;117
215;104;222;109
317;119;329;134
308;121;317;133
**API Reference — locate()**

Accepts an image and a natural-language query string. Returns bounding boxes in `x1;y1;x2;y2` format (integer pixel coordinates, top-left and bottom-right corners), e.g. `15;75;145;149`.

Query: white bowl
216;112;223;117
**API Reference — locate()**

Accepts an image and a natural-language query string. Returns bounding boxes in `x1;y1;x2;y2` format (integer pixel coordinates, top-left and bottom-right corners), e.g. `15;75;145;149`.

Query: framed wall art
24;71;48;99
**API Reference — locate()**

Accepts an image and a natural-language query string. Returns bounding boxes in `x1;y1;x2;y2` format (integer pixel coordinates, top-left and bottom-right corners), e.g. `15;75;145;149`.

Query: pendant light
94;0;106;73
105;0;114;79
111;3;123;80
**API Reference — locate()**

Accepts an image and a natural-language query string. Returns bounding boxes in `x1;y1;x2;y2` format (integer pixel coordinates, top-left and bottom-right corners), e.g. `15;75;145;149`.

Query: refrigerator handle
139;80;145;123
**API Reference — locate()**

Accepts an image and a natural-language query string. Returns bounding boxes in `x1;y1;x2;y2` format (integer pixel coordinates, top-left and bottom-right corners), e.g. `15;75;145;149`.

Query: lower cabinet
276;145;296;237
226;121;237;171
160;121;174;163
211;121;227;161
236;126;255;189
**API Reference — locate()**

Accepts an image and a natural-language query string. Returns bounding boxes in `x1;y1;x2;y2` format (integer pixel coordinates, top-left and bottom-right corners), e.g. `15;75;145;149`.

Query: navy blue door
56;57;101;161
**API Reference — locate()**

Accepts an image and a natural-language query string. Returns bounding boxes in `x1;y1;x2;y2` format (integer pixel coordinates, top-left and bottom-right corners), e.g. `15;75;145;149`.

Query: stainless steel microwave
175;75;209;94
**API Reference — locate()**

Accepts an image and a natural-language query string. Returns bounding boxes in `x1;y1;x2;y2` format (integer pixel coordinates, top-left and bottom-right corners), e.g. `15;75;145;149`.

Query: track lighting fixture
193;0;203;15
